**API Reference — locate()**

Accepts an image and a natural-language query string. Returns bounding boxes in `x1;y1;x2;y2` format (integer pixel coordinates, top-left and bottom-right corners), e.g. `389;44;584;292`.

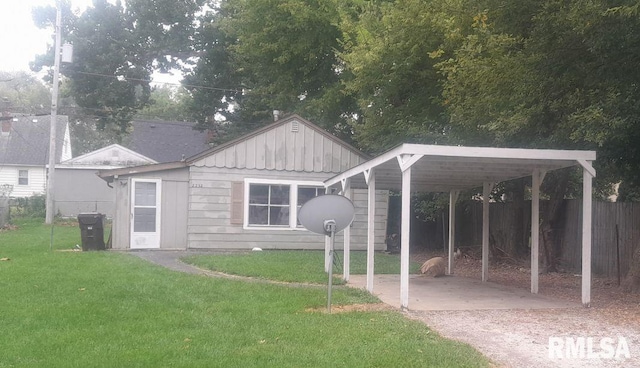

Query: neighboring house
55;120;212;217
0;114;72;198
55;144;156;216
99;114;389;251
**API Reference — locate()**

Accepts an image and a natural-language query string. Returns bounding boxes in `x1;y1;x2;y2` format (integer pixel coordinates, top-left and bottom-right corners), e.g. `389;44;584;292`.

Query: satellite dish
298;194;355;235
298;194;355;314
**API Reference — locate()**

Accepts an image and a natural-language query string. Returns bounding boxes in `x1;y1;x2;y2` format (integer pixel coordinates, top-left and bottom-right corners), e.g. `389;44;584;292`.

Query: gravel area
410;251;640;368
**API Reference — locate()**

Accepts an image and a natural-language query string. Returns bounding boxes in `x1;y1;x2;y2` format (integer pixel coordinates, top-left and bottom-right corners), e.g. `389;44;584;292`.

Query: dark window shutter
230;181;244;225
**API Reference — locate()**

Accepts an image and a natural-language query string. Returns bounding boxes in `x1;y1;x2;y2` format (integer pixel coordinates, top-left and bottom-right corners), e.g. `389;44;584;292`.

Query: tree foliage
31;0;203;134
28;0;640;197
0;72;51;114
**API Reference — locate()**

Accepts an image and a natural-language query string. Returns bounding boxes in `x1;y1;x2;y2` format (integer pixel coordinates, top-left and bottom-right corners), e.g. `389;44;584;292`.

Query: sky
0;1;93;73
0;0;180;85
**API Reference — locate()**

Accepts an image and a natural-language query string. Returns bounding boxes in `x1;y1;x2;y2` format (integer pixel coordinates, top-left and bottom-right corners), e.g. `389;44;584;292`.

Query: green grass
0;218;490;368
183;250;422;285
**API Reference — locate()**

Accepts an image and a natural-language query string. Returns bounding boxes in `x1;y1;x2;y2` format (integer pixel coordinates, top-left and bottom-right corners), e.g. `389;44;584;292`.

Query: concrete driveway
347;274;578;310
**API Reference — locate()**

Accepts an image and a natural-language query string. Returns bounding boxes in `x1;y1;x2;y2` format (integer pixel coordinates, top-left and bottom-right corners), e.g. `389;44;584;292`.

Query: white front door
130;179;161;249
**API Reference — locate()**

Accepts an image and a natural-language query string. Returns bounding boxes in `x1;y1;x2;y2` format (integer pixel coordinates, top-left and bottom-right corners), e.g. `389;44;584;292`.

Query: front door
130;179;161;249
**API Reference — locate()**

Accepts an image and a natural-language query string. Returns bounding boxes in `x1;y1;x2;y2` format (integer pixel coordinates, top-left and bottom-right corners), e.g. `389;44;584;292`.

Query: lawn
0;218;490;368
183;250;422;284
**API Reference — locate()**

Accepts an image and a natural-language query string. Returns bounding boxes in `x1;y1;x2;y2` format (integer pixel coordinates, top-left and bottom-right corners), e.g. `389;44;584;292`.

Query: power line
75;70;244;94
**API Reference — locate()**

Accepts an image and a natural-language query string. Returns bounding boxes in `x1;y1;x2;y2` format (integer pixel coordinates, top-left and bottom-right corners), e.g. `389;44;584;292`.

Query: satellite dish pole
324;219;337;313
299;195;355;313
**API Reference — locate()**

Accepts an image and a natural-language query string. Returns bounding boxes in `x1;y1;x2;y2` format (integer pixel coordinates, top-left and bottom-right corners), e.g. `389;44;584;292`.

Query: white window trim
243;178;325;230
130;178;162;248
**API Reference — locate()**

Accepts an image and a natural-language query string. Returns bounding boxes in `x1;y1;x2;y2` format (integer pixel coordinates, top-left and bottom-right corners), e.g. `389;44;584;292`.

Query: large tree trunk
540;169;571;273
622;245;640;293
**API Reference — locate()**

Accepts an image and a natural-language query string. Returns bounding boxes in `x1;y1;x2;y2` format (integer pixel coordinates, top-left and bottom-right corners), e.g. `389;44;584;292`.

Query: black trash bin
77;213;106;251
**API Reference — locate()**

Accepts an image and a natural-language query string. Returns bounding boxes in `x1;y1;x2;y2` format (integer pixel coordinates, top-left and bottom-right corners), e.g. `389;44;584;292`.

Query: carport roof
324;143;596;192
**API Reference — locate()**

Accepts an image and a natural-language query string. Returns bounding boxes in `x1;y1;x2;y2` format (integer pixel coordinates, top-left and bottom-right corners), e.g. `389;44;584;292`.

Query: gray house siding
111;167;189;249
194;119;362;172
104;115;389;251
55;168;115;217
187;166;388;250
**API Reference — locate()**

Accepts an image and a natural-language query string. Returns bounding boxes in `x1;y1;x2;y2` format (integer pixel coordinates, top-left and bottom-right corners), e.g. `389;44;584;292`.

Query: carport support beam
342;178;352;281
482;182;492;282
366;169;376;292
324;187;331;272
531;169;546;294
447;190;459;275
400;166;412;309
582;162;594;307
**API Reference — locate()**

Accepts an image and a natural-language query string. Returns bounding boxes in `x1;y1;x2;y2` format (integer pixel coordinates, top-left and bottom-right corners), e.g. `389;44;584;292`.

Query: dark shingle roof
0;115;69;166
122;120;211;163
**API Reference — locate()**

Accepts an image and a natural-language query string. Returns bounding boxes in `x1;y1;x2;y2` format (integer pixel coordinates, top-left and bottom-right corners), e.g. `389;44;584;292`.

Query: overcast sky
0;1;94;73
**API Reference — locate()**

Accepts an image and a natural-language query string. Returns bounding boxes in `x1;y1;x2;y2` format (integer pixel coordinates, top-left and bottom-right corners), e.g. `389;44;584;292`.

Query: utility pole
45;0;62;224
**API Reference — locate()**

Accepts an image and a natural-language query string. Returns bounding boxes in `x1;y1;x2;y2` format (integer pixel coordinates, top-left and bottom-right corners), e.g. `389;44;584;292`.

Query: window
18;170;28;186
296;186;325;226
248;184;290;226
245;180;324;228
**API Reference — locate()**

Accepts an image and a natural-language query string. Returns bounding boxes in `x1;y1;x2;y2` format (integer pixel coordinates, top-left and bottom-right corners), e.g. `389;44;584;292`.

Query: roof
0;114;69;166
97;161;187;182
59;144;156;169
325;143;597;192
98;114;369;181
187;114;369;165
122;119;211;163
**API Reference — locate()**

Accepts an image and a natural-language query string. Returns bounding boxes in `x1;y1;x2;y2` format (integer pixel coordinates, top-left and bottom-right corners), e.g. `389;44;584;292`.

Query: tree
31;0;204;134
339;0;454;153
136;85;191;121
0;71;51;114
436;0;640;267
184;0;360;143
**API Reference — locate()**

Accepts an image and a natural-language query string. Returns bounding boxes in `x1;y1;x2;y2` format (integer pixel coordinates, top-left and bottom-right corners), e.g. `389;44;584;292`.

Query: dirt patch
409;250;640;367
305;303;395;314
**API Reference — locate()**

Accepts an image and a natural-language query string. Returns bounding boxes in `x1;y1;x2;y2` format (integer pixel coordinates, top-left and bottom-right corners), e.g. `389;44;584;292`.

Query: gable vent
291;121;299;133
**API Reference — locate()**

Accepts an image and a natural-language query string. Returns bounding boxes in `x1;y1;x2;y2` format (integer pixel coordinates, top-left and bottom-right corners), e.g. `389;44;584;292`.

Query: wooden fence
405;200;640;278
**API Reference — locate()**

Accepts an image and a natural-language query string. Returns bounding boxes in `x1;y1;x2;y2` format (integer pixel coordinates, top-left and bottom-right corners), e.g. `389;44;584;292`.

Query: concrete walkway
347;274;579;310
129;250;247;275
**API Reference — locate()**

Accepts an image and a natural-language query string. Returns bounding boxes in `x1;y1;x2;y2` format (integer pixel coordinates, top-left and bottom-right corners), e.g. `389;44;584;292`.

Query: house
55;119;213;217
98;114;389;251
54;144;156;216
0;114;72;198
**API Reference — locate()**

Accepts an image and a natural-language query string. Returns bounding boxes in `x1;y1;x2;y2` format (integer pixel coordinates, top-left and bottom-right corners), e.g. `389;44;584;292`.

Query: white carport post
324;187;331;272
397;154;423;309
447;190;459;275
581;160;595;307
482;182;494;282
342;178;352;281
531;169;546;293
365;169;376;292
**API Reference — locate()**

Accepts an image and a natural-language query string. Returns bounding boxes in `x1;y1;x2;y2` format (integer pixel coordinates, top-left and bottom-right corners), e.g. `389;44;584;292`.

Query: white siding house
100;115;389;251
0;115;71;198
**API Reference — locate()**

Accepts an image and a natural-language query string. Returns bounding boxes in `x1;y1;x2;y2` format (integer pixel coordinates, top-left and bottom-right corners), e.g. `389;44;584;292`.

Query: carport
324;144;596;309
